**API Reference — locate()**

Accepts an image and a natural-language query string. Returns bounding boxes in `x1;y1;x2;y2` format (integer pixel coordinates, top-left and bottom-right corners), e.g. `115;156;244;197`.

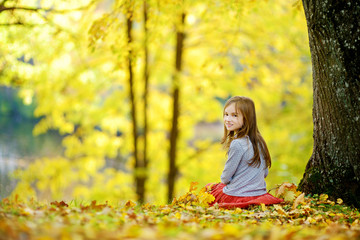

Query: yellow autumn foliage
2;0;312;204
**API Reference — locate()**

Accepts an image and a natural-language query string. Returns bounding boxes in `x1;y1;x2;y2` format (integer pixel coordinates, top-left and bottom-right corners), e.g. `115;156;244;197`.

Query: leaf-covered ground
1;183;359;240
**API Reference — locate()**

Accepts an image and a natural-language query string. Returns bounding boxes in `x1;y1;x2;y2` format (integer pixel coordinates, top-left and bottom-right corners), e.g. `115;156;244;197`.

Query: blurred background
0;0;312;204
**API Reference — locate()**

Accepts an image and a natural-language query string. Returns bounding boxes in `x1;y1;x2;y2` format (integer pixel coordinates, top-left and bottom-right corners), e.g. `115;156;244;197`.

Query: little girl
208;96;283;209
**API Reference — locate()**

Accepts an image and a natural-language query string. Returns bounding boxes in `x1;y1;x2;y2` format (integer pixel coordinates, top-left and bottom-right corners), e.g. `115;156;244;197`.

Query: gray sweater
221;136;268;197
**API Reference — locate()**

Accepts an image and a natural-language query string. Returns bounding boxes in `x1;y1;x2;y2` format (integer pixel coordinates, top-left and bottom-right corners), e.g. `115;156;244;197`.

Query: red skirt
208;183;284;209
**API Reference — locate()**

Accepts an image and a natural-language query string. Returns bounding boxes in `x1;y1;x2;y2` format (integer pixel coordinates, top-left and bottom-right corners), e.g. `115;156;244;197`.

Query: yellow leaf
275;183;297;202
352;219;359;226
198;192;215;207
261;203;267;211
336;198;343;204
275;183;297;196
274;205;287;216
234;208;242;214
319;194;328;201
124;200;136;208
283;190;296;202
293;193;305;209
189;182;199;192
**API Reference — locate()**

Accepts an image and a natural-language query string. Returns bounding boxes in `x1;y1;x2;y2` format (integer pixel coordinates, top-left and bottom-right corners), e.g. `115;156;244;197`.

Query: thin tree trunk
126;3;143;204
298;0;360;207
136;0;150;204
167;11;186;204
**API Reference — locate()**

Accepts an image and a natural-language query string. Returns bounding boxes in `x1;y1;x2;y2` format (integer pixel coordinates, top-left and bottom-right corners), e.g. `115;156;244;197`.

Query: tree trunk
139;0;150;204
167;11;186;204
298;0;360;207
126;4;144;204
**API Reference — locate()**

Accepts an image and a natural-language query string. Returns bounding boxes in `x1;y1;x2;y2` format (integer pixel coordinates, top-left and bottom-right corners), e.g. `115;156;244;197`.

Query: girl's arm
220;140;245;184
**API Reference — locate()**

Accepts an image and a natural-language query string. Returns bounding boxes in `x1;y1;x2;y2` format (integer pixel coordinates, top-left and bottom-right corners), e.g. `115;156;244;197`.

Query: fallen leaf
124;200;137;208
293;193;305;209
189;182;199;192
275;183;297;202
50;201;68;208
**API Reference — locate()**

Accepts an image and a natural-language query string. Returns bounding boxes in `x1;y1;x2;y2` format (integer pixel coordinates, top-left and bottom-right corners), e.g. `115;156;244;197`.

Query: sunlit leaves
4;0;312;204
171;182;215;208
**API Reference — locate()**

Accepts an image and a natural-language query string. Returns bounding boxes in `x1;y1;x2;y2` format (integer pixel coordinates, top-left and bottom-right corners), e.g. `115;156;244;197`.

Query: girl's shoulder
231;136;251;148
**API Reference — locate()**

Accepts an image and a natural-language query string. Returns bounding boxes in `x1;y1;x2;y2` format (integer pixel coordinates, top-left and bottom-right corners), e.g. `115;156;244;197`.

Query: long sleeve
220;141;245;185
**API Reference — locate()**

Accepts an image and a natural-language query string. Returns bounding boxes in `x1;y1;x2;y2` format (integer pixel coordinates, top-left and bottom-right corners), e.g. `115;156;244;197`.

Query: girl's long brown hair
221;96;271;168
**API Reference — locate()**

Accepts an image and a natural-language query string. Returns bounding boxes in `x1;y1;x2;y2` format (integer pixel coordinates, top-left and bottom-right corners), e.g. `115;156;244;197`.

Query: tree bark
138;0;150;204
167;11;186;203
126;4;144;204
299;0;360;207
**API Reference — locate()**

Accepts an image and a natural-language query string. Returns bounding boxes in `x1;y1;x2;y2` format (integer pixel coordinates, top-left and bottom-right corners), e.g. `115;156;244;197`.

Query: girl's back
221;136;268;197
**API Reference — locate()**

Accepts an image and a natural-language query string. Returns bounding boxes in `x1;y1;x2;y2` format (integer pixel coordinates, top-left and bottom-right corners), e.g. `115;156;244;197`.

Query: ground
0;183;359;239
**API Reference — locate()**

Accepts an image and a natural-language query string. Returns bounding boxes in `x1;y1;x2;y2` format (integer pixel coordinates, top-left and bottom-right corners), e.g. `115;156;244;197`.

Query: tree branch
0;22;41;27
0;0;97;14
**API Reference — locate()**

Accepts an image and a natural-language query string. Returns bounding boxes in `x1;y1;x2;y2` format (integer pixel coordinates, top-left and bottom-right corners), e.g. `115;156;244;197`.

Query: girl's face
224;102;244;132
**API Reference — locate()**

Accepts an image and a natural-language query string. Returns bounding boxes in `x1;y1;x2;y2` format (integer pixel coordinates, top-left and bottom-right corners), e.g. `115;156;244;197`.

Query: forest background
0;0;312;205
